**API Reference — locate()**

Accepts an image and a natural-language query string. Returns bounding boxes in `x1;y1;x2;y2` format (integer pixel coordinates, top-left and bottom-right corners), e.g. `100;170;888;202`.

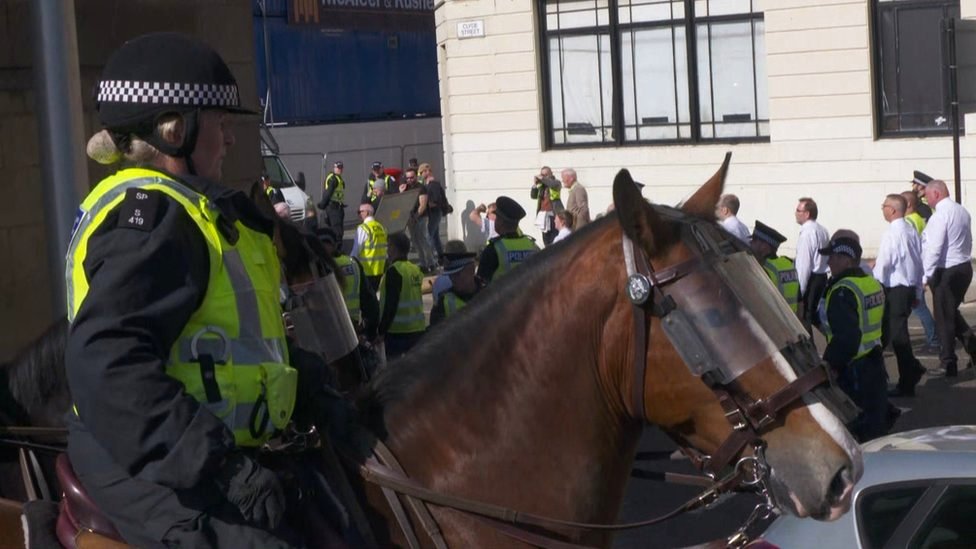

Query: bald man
922;180;976;376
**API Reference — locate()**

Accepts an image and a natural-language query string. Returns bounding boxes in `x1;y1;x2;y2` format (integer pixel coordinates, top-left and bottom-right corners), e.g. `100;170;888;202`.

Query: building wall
0;0;262;361
435;0;976;258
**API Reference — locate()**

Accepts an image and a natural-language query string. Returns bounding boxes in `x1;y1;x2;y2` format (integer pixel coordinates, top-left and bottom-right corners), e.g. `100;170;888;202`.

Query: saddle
54;454;128;549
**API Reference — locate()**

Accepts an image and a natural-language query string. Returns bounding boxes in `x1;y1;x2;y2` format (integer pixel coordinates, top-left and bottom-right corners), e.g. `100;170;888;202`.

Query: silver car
757;425;976;549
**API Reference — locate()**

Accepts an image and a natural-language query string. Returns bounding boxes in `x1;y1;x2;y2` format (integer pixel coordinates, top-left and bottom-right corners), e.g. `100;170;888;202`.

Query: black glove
317;198;329;210
215;452;287;530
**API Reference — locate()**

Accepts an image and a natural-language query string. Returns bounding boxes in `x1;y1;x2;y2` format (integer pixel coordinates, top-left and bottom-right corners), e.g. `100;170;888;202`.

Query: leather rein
355;233;834;549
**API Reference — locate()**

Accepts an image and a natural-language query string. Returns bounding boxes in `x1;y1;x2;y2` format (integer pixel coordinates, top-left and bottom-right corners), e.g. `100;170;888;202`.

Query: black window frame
871;0;962;138
854;478;976;549
537;0;770;150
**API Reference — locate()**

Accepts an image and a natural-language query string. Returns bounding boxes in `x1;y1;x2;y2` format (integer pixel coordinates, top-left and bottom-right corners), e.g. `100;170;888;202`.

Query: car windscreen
263;156;295;188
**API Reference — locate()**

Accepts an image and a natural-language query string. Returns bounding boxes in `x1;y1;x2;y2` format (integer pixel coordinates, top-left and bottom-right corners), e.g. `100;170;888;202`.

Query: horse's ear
614;168;671;256
681;151;731;219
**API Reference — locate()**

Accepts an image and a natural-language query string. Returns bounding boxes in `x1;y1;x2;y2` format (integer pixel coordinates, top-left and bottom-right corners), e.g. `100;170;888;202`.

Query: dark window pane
875;1;961;135
857;485;926;548
911;485;976;548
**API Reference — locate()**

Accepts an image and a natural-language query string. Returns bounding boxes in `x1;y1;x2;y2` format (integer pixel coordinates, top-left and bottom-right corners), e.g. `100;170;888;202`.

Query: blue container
253;2;439;124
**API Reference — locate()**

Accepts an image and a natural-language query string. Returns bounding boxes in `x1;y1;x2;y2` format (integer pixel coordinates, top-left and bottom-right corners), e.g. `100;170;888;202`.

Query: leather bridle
622;232;831;479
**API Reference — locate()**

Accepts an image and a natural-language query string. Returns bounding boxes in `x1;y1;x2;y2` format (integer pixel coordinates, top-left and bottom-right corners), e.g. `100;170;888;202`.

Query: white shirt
720;215;751;244
481;217;498;240
552;227;572;244
873;218;923;296
351;215;374;259
922;198;973;282
796;219;830;294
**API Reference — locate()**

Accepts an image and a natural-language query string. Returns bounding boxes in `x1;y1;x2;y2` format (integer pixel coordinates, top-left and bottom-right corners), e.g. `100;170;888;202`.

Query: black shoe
888;386;915;397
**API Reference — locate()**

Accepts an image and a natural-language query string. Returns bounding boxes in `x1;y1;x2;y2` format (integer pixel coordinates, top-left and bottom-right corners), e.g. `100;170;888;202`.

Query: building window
540;0;768;148
873;0;961;136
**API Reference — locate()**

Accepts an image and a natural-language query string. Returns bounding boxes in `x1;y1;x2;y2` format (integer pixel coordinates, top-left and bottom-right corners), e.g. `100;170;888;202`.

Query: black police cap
818;237;862;261
495;196;526;222
913;170;933;187
752;220;787;248
96;33;254;132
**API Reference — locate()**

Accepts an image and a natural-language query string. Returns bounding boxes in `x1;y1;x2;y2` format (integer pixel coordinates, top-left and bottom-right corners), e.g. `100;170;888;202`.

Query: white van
260;128;317;230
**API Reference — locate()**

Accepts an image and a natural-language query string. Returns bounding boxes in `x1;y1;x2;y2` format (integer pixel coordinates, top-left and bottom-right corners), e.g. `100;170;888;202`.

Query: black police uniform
822;267;890;442
66;169;338;548
318;168;346;231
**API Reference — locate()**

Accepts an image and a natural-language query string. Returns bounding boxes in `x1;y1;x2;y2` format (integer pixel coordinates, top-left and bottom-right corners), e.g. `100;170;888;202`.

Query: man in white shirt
552;210;574;244
795;197;831;333
874;194;926;396
716;194;750;243
922;180;976;377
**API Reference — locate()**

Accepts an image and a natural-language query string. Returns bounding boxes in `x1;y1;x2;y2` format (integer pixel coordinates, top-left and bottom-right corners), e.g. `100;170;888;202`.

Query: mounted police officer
66;33;351;547
476;196;540;284
819;236;890;441
750;221;800;315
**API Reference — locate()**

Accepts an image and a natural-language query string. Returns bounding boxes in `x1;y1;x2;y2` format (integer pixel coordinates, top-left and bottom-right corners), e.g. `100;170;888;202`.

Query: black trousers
802;272;828;333
931;261;976;374
323;202;344;232
835;348;889;442
883;286;924;390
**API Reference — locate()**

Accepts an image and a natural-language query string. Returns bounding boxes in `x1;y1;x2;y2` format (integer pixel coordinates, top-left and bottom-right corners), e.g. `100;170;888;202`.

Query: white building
435;0;976;257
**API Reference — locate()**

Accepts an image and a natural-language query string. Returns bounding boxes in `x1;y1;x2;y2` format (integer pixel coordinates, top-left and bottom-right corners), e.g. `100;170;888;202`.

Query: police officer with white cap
476;196;540;284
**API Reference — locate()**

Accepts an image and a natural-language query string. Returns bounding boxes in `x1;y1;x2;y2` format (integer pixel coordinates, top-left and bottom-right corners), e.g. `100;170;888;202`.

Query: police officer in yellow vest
476;196;540;284
819;236;890;442
378;233;426;357
317;160;346;231
362;161;394;206
352;202;387;291
318;227;379;340
750;220;800;316
429;241;480;327
65;33;349;548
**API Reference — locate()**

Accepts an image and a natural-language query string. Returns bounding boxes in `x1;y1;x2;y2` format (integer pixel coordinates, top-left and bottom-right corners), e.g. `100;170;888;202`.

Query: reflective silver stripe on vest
393;299;425;326
223;249;263;339
178;336;286;364
202;400;267;435
66;176;204;322
834;280;883;355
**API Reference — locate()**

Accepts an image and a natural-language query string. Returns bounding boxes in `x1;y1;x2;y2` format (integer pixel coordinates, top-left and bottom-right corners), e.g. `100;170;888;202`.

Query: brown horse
349;156;862;547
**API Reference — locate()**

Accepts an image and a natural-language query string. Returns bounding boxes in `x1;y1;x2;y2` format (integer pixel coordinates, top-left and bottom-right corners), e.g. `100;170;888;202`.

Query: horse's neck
381;265;640;524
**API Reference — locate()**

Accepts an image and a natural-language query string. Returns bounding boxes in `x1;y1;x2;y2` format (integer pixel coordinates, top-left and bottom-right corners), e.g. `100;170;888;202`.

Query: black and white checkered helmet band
833;245;857;258
753;231;780;247
97;80;240;108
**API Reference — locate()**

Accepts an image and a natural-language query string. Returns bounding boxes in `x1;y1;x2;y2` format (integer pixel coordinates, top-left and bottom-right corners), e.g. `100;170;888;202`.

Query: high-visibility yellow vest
824;275;885;361
366;175;394;204
492;235;540;280
359;219;388;277
335;254;361;323
905;212;925;235
324;173;345;203
764;256;800;313
66;168;296;447
381;260;426;334
442;291;467;318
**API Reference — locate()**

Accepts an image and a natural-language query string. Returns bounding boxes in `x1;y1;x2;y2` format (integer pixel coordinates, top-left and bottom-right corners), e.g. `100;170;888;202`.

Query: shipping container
253;0;440;125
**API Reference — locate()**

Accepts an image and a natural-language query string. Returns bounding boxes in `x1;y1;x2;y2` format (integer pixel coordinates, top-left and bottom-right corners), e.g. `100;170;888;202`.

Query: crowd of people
722;171;976;442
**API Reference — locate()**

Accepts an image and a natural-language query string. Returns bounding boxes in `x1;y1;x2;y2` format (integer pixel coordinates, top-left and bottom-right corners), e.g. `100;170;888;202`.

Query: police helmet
95;32;254;162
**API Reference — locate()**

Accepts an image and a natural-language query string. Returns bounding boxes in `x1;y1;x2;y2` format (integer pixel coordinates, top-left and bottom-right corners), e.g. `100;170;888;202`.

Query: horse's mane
358;214;622;434
0;318;69;424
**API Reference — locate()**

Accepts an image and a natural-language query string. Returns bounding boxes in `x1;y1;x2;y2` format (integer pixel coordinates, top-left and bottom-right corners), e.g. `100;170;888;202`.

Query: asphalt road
611;301;976;548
